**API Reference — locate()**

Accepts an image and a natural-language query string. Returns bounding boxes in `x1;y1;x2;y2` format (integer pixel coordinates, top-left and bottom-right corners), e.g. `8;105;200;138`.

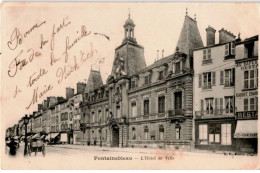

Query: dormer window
244;42;254;59
144;76;149;85
224;42;235;60
158;71;164;80
203;49;212;64
175;62;181;74
131;80;136;89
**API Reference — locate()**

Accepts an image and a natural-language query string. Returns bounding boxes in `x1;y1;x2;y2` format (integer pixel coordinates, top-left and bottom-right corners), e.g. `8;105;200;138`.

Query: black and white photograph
1;2;259;170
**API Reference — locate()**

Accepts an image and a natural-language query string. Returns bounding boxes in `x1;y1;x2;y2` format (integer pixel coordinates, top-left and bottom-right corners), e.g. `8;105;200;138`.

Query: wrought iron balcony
195;109;234;119
168;109;184;118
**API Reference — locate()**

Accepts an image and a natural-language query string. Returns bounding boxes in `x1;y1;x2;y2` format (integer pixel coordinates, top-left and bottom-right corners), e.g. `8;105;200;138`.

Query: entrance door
174;92;182;114
111;124;119;147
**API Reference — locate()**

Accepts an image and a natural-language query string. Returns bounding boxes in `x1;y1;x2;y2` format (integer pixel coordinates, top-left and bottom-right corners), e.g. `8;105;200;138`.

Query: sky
1;2;259;128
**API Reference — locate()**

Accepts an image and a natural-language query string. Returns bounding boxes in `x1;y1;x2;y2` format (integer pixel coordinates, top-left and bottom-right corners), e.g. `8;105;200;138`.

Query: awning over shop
60;133;67;142
234;120;258;138
32;133;41;139
50;133;60;139
45;134;50;140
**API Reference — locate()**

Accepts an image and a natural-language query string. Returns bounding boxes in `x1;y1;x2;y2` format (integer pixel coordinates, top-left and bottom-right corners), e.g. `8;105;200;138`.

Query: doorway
111;124;119;147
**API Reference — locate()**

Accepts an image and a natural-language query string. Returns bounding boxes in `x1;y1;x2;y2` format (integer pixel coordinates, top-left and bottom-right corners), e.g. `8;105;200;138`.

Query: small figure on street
7;138;17;156
94;138;96;146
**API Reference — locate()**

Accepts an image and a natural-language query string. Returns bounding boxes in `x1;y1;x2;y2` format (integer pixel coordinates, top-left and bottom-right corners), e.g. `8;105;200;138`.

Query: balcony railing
168;109;184;118
202;84;212;90
195;109;234;118
202;59;213;65
129;113;167;122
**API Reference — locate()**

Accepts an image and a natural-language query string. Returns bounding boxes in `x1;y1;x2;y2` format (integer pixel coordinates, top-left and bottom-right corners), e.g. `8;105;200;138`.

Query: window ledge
242;88;258;91
224;86;235;89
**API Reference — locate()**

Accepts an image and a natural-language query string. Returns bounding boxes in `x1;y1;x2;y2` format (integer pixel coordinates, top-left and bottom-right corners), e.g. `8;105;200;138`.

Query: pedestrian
7;138;17;156
94;138;96;146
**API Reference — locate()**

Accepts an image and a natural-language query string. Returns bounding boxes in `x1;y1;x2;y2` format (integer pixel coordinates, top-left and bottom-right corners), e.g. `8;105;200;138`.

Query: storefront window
221;124;231;145
209;124;220;144
199;124;208;145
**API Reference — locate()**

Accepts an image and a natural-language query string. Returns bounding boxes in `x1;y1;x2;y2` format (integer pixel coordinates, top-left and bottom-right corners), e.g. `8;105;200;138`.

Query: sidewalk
47;144;256;158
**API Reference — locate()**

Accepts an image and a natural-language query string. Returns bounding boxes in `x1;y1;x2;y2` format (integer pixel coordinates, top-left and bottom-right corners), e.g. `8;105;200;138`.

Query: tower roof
84;69;103;93
176;14;204;55
124;13;135;27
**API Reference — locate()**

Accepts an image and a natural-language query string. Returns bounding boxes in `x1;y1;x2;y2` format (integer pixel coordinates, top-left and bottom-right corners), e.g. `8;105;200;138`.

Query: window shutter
199;74;202;88
200;99;204;113
220;71;224;85
212;71;216;85
231;68;235;86
203;50;207;60
225;44;229;56
220;98;223;114
215;98;218;114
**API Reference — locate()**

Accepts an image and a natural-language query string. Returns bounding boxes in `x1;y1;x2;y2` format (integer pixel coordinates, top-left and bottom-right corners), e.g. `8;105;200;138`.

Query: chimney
162;49;164;58
47;96;57;107
57;97;65;103
157;50;159;61
43;100;48;109
219;28;236;44
38;104;43;111
206;26;216;46
66;87;74;99
77;82;87;94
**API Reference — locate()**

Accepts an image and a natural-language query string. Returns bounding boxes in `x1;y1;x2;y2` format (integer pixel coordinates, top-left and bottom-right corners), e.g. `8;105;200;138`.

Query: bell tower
123;12;137;44
109;11;146;79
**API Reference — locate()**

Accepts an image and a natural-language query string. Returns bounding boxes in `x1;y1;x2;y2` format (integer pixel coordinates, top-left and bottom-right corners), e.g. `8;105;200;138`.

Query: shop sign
234;133;257;138
236;91;258;97
236;111;258;119
236;60;258;70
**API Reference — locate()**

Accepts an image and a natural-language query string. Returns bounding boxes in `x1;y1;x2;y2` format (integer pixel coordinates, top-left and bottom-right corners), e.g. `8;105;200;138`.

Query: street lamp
23;114;29;156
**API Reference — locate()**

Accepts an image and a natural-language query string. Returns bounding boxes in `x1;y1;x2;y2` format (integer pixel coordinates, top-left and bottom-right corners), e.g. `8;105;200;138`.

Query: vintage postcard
1;2;259;170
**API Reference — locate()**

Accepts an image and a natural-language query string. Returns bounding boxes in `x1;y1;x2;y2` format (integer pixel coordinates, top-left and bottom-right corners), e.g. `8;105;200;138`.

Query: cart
28;138;45;157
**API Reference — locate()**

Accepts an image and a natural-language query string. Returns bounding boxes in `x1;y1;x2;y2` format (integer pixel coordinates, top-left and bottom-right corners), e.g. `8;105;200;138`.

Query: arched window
131;102;137;117
132;127;136;140
130;29;132;38
159;125;164;140
56;125;59;132
144;126;149;140
175;123;181;140
116;105;121;118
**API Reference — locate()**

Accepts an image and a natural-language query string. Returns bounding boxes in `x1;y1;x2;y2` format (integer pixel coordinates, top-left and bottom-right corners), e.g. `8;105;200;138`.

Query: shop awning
45;134;50;140
50;133;60;139
32;133;41;139
234;120;258;138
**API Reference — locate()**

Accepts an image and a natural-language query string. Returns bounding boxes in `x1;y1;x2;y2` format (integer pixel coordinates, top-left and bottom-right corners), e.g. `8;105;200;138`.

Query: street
3;142;259;169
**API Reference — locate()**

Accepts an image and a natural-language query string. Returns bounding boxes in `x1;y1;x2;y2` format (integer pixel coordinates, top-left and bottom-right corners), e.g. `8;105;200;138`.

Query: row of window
198;68;235;89
199;124;232;145
200;97;234;115
131;62;184;89
202;42;235;63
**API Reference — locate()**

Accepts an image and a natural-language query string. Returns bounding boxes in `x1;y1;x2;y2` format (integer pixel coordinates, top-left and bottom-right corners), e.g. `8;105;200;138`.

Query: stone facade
80;13;202;150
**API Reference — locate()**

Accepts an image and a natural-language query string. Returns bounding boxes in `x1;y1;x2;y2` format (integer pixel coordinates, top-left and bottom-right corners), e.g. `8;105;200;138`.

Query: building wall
193;42;236;151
